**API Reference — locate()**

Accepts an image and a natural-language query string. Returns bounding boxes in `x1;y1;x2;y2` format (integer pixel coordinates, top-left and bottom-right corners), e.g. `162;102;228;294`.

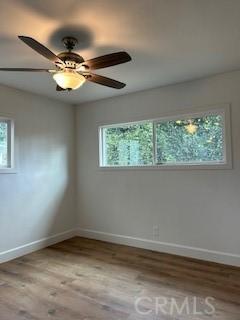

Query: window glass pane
156;114;224;164
0;121;8;167
103;122;153;166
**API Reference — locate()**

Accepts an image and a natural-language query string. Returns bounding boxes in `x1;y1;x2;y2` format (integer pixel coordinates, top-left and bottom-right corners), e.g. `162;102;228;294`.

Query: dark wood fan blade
84;73;126;89
0;68;52;72
83;52;131;70
18;36;63;65
56;85;66;91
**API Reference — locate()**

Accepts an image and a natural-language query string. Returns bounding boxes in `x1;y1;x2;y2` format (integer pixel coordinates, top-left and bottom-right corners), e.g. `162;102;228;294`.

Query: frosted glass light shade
53;71;86;90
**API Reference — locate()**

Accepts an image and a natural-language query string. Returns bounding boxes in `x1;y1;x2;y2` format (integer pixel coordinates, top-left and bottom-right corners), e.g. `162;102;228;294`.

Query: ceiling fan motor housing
57;52;84;69
57;37;85;69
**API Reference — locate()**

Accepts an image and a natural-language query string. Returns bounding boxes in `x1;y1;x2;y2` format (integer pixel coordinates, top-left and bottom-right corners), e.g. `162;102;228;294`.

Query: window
155;114;224;165
99;105;231;169
0;117;14;172
101;122;153;166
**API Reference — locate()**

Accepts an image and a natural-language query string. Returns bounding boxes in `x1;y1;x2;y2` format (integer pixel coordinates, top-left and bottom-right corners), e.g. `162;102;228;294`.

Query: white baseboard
0;228;77;264
77;228;240;267
1;227;239;267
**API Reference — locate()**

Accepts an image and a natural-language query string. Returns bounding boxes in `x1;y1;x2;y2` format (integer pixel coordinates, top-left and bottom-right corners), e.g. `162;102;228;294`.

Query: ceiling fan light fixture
53;70;86;90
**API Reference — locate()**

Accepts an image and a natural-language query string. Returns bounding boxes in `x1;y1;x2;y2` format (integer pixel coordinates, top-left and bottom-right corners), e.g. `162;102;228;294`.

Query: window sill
0;168;17;174
99;162;232;171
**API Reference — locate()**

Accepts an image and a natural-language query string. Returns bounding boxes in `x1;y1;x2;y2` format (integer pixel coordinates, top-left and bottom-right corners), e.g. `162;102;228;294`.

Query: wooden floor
0;237;239;320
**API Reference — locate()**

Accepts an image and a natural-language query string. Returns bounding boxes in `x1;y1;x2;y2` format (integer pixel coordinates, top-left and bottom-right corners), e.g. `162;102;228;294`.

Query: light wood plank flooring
0;237;239;319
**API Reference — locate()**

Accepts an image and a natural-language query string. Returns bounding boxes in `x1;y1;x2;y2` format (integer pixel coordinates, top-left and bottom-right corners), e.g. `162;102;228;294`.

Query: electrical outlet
153;225;159;240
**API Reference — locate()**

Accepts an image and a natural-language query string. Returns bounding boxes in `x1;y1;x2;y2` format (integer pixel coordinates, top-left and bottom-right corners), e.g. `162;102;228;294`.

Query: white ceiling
1;0;240;104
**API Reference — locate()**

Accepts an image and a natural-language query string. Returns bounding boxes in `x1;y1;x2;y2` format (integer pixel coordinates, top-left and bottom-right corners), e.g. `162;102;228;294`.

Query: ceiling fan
0;36;132;91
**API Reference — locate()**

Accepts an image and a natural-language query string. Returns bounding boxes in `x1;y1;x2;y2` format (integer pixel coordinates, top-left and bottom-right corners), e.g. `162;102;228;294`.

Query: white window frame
0;115;15;174
99;119;154;167
98;104;232;170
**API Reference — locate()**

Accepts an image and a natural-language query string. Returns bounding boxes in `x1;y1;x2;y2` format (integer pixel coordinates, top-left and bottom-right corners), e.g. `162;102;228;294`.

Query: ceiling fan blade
56;85;66;91
18;36;63;65
83;52;131;70
0;68;53;72
84;73;126;89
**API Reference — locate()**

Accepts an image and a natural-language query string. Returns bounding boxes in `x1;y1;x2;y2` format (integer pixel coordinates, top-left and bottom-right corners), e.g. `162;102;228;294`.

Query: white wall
76;70;240;266
0;85;76;261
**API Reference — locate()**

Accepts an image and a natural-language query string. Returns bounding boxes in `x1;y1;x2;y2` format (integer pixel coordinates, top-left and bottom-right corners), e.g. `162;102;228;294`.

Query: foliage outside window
0;118;13;169
155;115;224;164
99;108;229;168
102;122;153;166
